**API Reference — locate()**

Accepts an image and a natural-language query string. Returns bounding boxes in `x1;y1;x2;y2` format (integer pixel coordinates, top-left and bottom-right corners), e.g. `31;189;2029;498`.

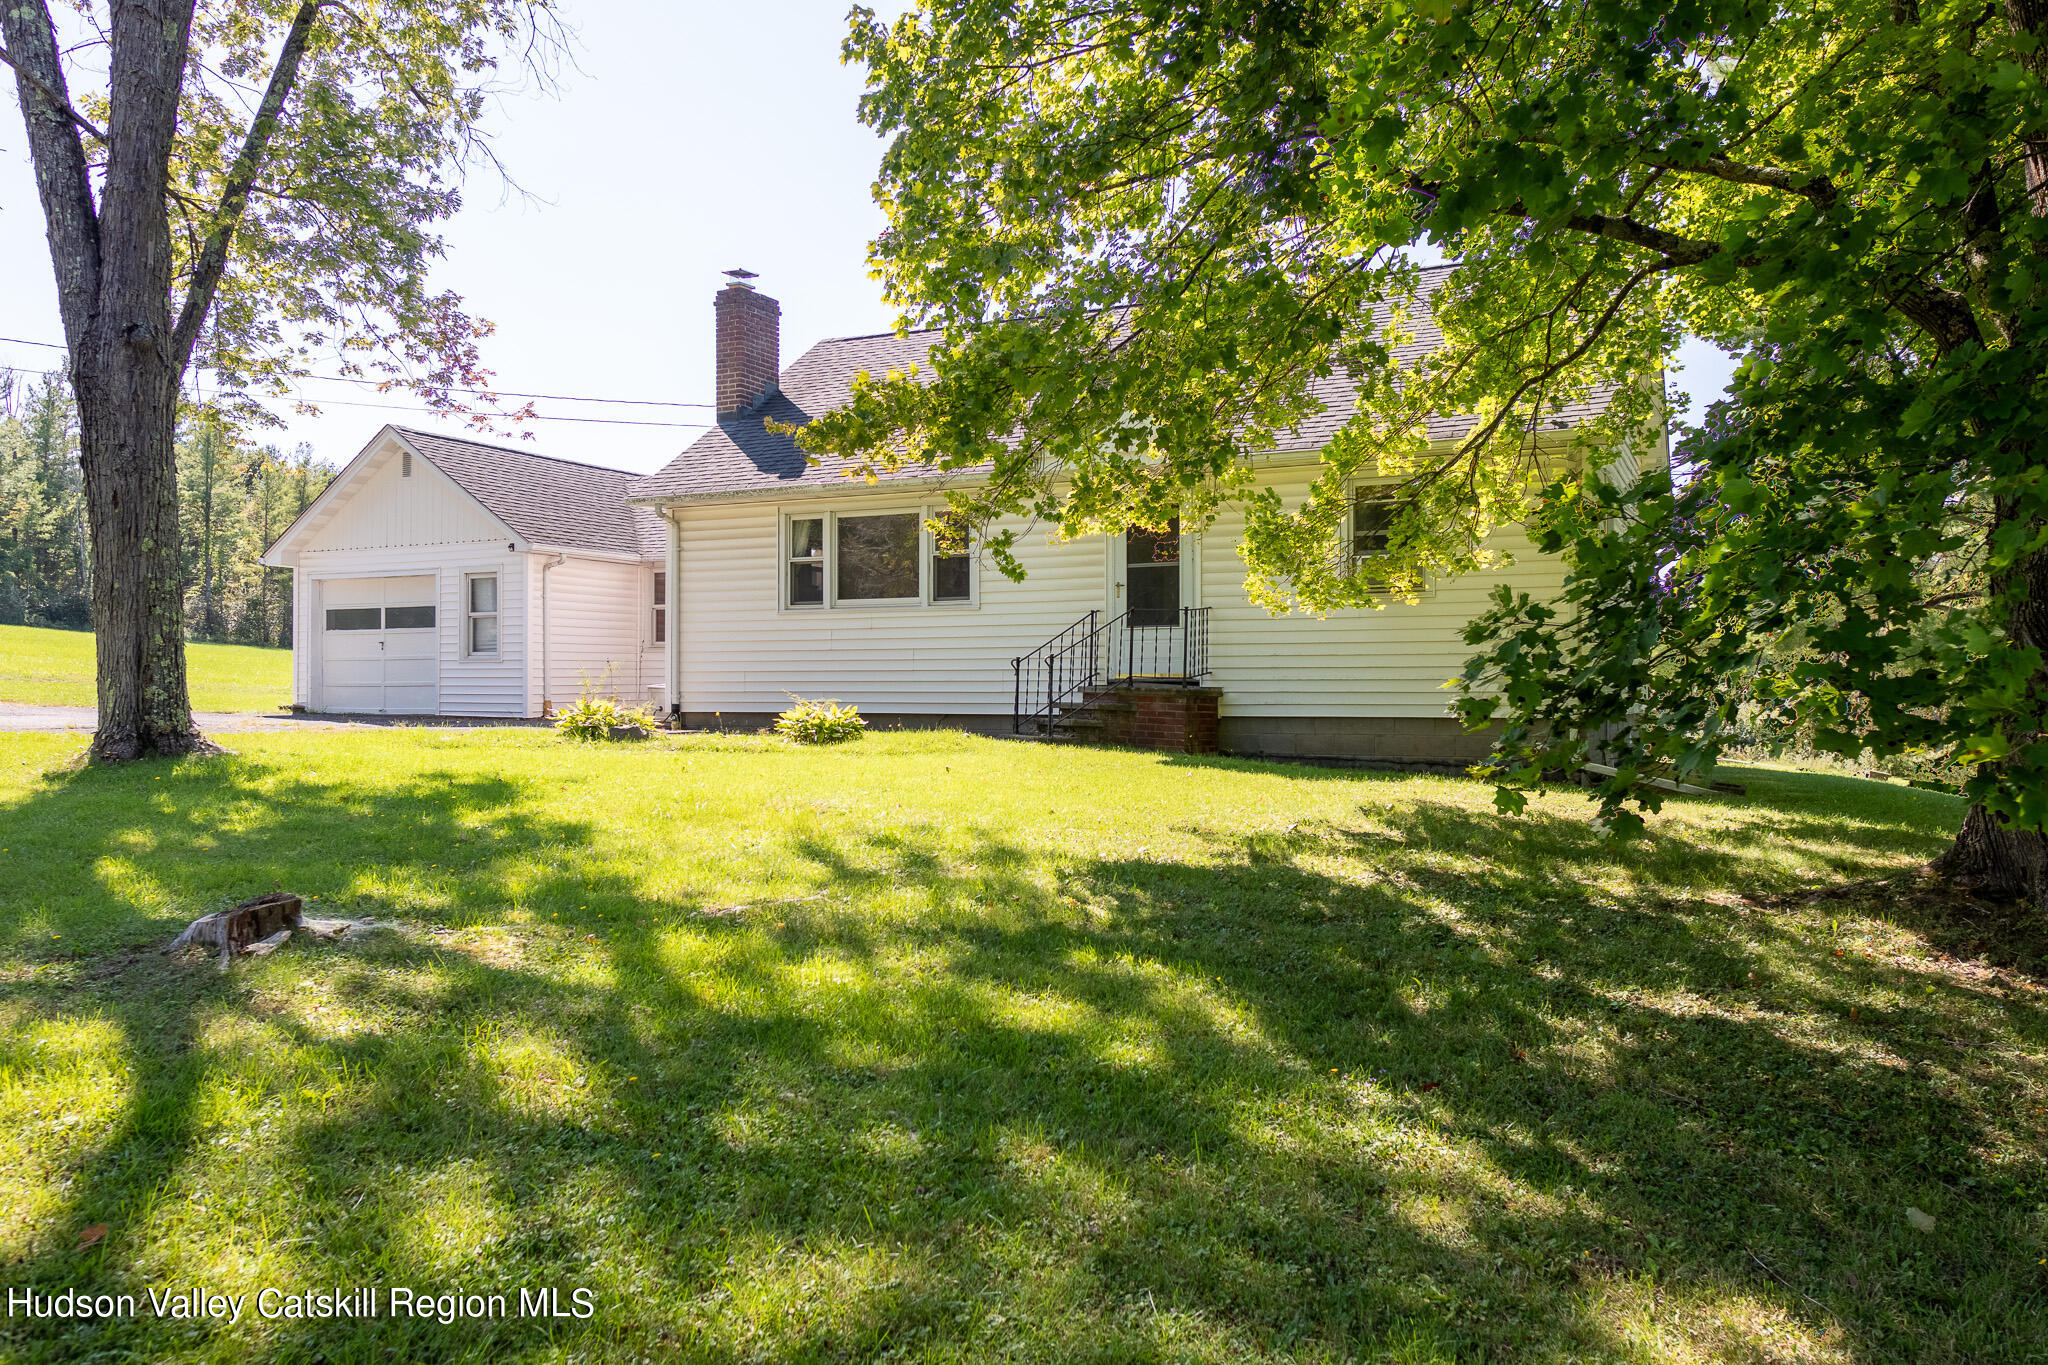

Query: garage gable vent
401;448;412;477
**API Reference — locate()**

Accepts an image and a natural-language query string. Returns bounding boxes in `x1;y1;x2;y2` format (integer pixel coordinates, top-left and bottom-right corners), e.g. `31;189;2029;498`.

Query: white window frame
778;504;979;612
463;572;501;659
650;569;667;644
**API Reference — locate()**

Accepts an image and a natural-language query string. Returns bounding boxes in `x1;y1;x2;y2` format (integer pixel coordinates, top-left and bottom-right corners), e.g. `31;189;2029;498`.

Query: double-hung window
930;513;972;603
1348;484;1426;595
1350;485;1414;559
465;574;499;656
788;517;826;605
783;507;976;610
651;571;667;644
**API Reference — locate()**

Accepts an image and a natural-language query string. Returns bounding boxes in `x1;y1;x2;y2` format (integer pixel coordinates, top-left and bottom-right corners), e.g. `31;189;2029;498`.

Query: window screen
326;607;381;631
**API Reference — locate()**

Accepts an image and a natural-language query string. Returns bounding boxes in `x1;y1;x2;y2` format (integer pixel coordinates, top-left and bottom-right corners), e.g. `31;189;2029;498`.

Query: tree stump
164;892;303;969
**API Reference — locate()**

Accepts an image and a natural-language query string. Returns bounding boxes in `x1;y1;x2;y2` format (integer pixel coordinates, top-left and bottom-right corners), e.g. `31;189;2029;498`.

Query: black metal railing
1012;610;1099;736
1012;606;1210;736
1106;606;1210;685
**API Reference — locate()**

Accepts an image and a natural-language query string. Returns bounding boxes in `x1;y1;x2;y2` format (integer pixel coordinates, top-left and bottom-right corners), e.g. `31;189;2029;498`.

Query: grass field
0;728;2041;1363
0;623;292;712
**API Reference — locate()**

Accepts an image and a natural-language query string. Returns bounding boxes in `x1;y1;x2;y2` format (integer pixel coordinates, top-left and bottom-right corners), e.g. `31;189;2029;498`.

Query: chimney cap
723;268;758;281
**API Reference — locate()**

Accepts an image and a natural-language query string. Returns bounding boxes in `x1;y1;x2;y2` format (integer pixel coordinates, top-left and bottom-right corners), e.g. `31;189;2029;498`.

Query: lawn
0;728;2041;1363
0;623;292;712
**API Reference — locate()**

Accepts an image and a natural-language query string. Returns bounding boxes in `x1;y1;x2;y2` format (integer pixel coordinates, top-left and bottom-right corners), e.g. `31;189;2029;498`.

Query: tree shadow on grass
0;749;2039;1363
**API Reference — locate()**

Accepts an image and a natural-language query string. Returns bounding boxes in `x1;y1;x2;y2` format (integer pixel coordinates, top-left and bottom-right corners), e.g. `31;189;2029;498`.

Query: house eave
623;432;1602;510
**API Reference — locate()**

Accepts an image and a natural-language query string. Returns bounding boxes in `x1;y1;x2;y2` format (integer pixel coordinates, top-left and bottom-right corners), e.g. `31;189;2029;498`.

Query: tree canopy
3;0;560;757
815;0;2048;898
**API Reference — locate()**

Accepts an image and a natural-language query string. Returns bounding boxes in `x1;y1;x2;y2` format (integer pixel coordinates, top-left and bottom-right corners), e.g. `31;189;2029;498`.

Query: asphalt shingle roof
626;265;1624;503
397;427;665;559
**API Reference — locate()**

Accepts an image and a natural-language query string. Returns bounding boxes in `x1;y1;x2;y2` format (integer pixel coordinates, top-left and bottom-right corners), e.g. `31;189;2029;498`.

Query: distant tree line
0;370;334;646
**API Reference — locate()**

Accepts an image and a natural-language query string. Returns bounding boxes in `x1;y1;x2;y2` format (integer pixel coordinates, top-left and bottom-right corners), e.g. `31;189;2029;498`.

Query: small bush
554;691;656;742
774;697;867;744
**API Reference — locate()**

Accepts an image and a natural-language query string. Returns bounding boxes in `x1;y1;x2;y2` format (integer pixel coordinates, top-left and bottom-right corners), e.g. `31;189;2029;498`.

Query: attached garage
261;425;669;719
317;576;440;714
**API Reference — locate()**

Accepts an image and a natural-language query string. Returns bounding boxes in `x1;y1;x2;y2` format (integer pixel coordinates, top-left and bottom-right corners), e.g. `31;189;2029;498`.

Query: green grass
0;623;292;712
0;728;2041;1363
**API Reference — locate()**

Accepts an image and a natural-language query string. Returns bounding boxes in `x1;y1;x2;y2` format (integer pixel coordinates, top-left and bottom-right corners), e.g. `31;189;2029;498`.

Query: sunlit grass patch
0;726;2039;1361
0;623;292;712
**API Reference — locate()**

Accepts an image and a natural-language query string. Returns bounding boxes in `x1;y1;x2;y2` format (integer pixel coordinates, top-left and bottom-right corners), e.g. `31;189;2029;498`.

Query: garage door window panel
327;607;382;630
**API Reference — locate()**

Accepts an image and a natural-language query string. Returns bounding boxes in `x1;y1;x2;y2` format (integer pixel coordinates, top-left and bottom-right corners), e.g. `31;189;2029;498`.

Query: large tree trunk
1933;526;2048;906
73;347;211;760
1934;804;2048;903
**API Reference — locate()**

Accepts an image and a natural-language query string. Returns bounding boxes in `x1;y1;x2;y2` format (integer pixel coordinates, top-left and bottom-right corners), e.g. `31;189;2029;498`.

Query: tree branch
171;0;325;369
0;1;101;349
1644;154;1839;208
0;43;106;142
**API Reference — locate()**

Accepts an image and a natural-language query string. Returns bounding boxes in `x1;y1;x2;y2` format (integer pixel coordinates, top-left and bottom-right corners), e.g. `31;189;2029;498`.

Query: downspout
539;551;566;717
662;506;682;723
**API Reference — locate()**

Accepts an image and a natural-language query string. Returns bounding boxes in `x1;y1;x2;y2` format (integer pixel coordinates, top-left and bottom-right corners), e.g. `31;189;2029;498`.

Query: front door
1109;522;1197;678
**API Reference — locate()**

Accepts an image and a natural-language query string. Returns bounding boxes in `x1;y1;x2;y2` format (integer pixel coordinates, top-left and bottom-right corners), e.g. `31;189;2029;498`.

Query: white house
265;271;1663;766
259;427;667;718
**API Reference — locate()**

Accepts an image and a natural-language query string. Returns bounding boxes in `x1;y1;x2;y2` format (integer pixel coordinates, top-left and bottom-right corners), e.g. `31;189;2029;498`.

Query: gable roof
395;428;665;558
626;330;945;502
626;265;1626;504
262;425;666;567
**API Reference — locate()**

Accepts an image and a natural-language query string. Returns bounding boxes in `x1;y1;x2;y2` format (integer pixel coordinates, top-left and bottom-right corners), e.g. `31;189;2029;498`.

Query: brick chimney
715;271;780;416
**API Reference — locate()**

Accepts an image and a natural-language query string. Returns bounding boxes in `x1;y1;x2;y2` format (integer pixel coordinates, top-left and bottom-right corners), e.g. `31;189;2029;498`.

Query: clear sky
0;1;1735;474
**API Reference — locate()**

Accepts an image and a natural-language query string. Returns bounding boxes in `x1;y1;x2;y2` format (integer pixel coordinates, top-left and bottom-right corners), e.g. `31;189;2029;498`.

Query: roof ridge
812;272;1459;346
391;425;639;478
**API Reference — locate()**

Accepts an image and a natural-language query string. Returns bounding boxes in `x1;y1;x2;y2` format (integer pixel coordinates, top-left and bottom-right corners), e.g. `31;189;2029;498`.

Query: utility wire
302;397;710;429
0;334;720;413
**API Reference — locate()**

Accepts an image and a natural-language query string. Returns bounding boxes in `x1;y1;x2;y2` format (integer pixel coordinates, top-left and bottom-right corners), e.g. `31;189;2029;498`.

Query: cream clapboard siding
673;491;1104;716
1200;469;1566;719
287;437;533;716
672;469;1566;720
310;437;507;550
638;563;666;706
525;553;646;708
291;546;530;716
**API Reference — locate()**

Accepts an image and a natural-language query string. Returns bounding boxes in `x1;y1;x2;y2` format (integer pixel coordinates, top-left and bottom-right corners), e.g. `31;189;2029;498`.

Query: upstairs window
1351;486;1411;560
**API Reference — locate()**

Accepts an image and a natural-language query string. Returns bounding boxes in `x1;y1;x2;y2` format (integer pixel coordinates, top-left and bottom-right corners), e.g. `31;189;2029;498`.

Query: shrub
774;697;867;744
553;690;656;742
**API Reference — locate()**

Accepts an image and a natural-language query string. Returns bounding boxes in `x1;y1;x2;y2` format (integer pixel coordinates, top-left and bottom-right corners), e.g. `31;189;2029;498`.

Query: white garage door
319;576;440;714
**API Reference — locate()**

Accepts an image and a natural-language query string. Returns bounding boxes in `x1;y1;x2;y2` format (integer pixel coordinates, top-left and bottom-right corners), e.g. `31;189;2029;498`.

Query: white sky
0;1;1737;474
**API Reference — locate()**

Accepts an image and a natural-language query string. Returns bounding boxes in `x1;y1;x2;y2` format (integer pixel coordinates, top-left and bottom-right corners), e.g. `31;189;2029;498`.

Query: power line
0;334;719;411
300;397;710;429
296;372;715;409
